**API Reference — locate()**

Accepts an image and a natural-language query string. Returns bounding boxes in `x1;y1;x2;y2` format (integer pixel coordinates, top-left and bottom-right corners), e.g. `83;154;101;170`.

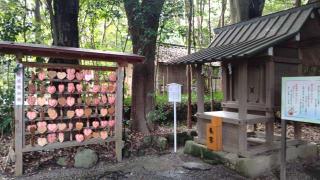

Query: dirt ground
1;123;320;180
1;149;320;180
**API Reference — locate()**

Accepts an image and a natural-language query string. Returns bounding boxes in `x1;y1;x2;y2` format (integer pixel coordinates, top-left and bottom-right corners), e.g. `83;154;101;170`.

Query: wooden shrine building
168;2;320;157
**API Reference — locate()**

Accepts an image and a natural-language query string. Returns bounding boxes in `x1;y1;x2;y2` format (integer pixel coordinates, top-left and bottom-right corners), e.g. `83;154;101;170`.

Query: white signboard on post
168;83;182;103
281;76;320;123
167;83;182;153
280;76;320;180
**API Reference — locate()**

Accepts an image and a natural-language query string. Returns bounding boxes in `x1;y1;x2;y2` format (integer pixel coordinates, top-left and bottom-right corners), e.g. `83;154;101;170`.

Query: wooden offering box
0;42;144;175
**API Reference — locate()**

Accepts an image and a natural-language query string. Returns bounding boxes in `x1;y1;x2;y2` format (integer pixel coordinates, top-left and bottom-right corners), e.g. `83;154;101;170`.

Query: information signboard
168;83;182;103
167;83;182;153
281;76;320;123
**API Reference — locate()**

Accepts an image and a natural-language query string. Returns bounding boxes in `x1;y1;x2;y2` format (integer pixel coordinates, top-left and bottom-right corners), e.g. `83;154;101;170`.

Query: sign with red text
281;76;320;123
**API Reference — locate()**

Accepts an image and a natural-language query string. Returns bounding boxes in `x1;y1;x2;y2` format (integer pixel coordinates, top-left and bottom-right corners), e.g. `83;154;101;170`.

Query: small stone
74;148;98;168
157;137;168;151
143;136;153;146
6;146;15;163
57;156;68;166
182;162;211;171
137;149;146;156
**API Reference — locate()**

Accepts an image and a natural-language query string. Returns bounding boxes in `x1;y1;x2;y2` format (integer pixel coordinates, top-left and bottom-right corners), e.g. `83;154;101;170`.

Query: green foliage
0;56;15;135
155;91;223;106
0;0;31;41
146;105;169;124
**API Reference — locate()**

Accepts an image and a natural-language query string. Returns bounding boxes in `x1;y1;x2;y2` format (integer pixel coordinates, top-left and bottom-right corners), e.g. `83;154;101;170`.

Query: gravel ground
2;149;245;180
1;148;319;180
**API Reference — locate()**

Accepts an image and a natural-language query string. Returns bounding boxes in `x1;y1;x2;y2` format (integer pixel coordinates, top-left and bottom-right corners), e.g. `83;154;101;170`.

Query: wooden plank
14;60;24;176
265;60;275;143
22;137;116;152
195;64;205;113
196;111;271;125
273;57;300;64
20;61;117;71
115;66;124;162
221;101;270;111
238;61;248;119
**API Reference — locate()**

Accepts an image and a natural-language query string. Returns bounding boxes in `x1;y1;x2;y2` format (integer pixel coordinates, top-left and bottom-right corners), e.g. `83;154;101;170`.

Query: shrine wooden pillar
195;64;205;143
265;59;275;143
238;60;248;154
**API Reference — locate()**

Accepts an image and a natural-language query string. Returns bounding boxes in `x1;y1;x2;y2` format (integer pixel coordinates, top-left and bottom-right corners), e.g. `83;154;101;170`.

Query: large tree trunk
34;0;42;44
124;0;165;134
46;0;79;64
229;0;265;23
53;0;79;48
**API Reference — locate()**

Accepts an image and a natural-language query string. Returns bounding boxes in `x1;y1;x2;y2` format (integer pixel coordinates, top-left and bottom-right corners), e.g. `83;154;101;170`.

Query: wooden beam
22;137;116;152
20;61;117;71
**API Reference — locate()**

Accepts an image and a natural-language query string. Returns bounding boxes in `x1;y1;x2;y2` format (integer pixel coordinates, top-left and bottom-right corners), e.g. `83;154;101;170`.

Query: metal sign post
281;76;320;180
168;83;182;153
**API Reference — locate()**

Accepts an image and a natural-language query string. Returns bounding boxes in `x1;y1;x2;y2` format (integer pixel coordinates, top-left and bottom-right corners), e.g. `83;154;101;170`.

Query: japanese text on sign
168;83;182;103
281;77;320;124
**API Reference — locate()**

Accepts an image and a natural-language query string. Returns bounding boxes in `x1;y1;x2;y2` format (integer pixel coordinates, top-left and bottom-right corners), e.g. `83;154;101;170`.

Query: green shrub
0;87;14;134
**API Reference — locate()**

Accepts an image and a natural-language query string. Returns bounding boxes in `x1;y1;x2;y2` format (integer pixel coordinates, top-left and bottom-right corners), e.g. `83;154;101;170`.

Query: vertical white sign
168;83;182;103
168;83;182;153
15;64;24;106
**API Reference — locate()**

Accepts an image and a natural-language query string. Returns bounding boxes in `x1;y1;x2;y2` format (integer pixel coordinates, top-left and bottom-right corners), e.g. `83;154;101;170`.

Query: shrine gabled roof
168;2;320;65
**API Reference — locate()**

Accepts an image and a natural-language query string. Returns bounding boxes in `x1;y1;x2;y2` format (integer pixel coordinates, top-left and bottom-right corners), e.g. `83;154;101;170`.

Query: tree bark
219;0;227;27
34;0;42;43
229;0;265;23
52;0;79;48
124;0;165;134
47;0;79;64
187;0;193;129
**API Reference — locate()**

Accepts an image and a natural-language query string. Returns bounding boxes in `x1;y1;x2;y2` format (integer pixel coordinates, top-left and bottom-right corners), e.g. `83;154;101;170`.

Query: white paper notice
281;76;320;124
168;83;182;103
15;64;24;106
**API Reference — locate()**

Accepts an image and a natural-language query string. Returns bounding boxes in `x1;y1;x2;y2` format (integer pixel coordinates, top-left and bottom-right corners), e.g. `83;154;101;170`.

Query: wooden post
221;64;228;111
294;60;303;140
238;61;247;119
187;64;192;129
238;61;248;154
265;60;275;143
14;59;24;176
280;119;287;180
195;64;205;143
196;64;204;113
115;65;124;162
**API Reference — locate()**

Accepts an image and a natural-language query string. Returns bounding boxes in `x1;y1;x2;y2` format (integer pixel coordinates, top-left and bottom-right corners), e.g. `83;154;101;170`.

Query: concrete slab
184;140;319;178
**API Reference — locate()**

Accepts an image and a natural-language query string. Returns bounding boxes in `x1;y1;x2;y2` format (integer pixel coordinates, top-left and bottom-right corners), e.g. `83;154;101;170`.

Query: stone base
184;140;319;178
